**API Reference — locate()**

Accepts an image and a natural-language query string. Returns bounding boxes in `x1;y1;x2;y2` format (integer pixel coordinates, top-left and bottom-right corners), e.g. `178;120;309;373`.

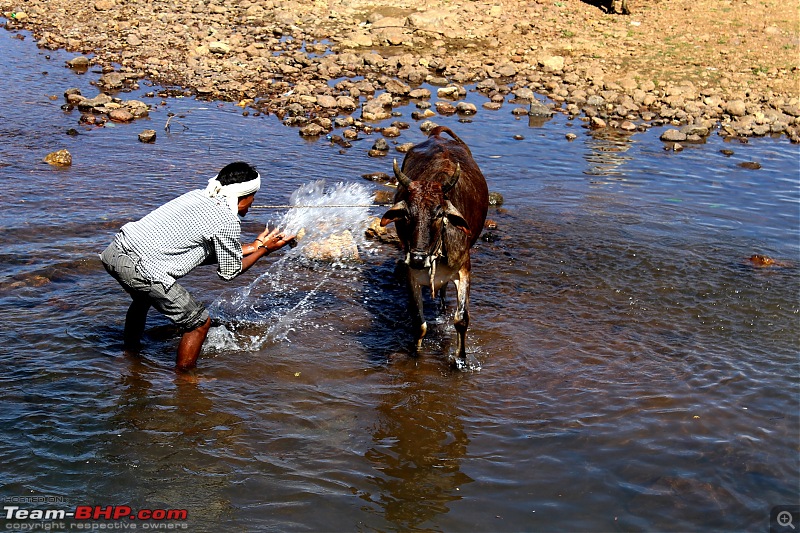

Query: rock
208;41;231;55
660;129;687;142
362;172;392;183
725;100;747;117
109;109;134;122
97;72;126;90
738;161;762;170
299;123;325;137
365;217;400;245
619;120;637;131
316;94;338;109
66;93;86;105
456;102;477;115
374;189;395;205
681;123;710;137
539;55;565;73
372;138;389;151
336;96;357;111
437;86;460;99
396;142;415;153
528;99;553;117
590;117;606;129
407;9;453;32
409;88;431;99
362;97;392;121
420;120;438;133
124;100;149;118
411;109;436;120
381;126;401;138
44;149;72;167
435;101;457;115
343;31;373;47
565;133;577;141
385;79;411;96
303;230;359;262
513;87;535;101
138;129;156;143
66;56;89;69
94;0;114;10
488;191;504;206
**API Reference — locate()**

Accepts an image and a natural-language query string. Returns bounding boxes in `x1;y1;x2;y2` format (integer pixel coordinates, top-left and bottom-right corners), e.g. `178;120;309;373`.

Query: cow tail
430;126;473;158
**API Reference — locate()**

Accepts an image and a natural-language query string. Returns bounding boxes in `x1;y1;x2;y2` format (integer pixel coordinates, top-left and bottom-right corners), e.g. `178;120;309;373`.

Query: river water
0;23;798;532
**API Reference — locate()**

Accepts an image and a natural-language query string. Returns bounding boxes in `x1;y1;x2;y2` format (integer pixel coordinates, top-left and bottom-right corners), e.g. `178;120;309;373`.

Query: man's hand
255;227;296;254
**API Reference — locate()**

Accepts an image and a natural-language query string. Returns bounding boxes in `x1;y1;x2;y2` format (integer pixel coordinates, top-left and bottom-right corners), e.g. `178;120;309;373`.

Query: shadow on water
360;364;474;530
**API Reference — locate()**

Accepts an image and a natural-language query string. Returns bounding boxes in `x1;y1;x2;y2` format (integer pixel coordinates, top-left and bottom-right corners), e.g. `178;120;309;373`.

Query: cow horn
393;159;412;188
442;163;461;194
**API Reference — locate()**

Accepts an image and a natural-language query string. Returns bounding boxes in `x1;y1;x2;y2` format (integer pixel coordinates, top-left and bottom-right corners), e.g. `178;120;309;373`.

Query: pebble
738;161;762;170
137;129;156;143
44;149;72;166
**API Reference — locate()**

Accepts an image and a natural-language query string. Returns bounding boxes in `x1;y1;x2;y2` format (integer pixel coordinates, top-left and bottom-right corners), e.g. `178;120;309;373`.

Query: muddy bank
2;0;799;142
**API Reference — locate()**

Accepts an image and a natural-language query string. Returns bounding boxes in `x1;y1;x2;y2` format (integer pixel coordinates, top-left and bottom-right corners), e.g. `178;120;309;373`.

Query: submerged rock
303;230;360;262
44;149;72;166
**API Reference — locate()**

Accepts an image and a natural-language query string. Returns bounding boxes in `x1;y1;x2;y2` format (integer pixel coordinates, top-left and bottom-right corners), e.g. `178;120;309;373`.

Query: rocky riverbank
2;0;799;142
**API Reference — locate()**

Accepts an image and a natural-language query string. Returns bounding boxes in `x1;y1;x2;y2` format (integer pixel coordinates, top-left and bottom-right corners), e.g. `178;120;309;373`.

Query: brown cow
380;126;489;366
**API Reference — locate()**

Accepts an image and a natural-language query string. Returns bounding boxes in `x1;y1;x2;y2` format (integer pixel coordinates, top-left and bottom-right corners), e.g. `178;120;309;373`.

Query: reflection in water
101;361;241;527
363;366;473;529
583;128;635;177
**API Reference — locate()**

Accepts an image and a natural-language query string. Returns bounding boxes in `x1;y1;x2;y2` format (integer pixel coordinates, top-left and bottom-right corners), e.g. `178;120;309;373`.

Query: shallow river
0;23;798;532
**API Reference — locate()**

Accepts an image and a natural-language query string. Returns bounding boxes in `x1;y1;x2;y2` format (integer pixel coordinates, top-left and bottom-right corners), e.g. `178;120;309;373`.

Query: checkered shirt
117;189;243;289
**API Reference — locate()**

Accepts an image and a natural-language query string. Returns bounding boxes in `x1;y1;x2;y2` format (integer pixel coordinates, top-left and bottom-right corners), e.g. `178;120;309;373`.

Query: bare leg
124;298;150;351
175;317;211;372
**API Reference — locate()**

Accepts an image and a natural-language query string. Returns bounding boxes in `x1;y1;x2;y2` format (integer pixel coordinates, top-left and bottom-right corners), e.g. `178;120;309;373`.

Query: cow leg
436;283;448;314
452;266;471;363
407;275;427;351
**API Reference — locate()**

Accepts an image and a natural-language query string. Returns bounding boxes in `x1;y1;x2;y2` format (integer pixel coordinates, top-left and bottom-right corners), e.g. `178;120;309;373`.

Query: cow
380;126;489;366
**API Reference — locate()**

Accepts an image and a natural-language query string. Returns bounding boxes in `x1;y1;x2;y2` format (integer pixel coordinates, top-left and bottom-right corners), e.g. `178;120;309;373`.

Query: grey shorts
100;239;209;331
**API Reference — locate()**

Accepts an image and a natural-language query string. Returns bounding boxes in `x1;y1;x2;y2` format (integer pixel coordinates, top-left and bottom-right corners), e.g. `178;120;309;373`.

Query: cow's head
380;160;470;269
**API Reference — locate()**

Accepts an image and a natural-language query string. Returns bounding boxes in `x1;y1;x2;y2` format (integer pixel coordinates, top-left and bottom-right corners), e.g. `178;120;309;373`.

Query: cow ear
380;201;408;227
443;201;470;235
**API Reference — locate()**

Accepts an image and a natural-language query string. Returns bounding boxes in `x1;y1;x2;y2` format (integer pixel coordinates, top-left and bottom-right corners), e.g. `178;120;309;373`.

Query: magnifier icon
778;511;796;530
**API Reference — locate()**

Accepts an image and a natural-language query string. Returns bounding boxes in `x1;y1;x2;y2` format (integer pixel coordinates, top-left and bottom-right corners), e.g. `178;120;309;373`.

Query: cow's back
400;127;489;247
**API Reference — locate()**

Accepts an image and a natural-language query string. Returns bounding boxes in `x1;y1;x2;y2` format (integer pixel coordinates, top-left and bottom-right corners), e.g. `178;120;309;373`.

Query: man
100;161;295;371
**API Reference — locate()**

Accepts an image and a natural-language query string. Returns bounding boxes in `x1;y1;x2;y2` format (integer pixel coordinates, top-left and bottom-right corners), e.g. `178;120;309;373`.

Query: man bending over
101;161;294;371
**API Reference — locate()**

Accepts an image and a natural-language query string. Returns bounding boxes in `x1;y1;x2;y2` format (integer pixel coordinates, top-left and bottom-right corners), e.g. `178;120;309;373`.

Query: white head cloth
204;172;261;214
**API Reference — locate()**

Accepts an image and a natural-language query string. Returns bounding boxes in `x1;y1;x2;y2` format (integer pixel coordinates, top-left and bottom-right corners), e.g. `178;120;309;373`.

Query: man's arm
240;227;295;273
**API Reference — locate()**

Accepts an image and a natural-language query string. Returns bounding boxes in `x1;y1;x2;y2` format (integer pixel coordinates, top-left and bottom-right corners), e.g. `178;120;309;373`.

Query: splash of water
205;180;375;352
